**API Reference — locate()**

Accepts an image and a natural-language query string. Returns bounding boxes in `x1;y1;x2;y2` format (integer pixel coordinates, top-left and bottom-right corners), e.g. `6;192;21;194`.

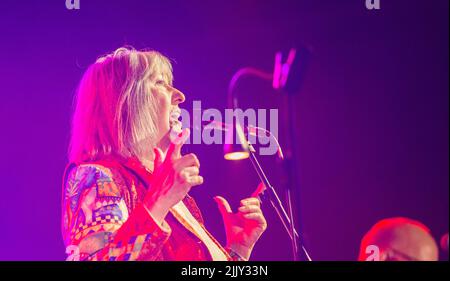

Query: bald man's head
359;217;438;261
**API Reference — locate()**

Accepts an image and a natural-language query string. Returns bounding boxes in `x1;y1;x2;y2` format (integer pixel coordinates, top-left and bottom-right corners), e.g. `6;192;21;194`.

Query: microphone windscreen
284;46;312;95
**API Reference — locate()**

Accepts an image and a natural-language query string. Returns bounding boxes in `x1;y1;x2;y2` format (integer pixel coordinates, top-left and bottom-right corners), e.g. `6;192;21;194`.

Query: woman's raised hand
143;128;203;224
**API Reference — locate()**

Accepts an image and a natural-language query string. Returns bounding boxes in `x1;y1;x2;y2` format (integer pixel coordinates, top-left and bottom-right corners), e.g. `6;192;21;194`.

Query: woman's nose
171;87;185;105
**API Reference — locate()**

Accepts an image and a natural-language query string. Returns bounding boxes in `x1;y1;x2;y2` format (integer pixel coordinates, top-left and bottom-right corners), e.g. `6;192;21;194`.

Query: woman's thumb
214;196;232;216
153;147;164;170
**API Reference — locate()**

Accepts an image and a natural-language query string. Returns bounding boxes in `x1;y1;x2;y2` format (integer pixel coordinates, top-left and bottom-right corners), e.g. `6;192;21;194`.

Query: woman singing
61;47;267;261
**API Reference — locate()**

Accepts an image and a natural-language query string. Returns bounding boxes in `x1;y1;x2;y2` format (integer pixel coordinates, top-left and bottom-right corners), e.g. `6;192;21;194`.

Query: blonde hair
69;46;173;163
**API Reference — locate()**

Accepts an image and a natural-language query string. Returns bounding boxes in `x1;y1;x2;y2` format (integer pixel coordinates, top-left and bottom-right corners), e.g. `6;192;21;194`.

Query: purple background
0;0;448;261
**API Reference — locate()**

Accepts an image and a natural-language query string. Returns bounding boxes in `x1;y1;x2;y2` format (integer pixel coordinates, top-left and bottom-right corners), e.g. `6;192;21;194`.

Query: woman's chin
164;124;181;142
170;124;183;135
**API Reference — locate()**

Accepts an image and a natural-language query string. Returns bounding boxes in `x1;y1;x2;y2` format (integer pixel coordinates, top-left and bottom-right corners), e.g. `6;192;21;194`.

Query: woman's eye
156;80;166;85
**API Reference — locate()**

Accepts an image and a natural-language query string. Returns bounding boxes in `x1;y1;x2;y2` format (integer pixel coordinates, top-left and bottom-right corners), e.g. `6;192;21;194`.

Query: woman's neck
139;132;171;172
140;157;155;172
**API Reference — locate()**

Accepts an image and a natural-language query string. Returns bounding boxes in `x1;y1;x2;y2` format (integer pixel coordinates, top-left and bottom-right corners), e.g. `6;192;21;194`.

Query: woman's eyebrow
164;74;173;86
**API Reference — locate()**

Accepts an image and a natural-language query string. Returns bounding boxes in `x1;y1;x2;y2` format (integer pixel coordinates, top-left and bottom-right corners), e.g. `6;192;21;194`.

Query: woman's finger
251;182;266;198
153;147;165;171
187;175;204;186
166;128;190;160
238;205;262;214
180;166;199;177
240;197;260;207
242;213;267;226
174;153;200;170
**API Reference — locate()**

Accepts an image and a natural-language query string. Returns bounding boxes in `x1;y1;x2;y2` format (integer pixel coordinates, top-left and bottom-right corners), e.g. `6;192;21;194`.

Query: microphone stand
230;115;312;261
227;61;312;261
242;136;312;261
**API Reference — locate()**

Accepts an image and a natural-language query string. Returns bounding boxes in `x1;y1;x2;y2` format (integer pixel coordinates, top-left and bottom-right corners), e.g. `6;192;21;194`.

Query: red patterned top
61;156;236;261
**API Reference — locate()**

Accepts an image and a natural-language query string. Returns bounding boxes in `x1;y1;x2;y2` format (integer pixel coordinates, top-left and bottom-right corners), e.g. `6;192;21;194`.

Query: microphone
196;120;284;159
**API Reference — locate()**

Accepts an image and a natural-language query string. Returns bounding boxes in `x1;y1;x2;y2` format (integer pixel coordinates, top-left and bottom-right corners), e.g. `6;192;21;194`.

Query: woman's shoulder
61;161;135;246
65;162;116;181
63;160;130;194
62;158;147;212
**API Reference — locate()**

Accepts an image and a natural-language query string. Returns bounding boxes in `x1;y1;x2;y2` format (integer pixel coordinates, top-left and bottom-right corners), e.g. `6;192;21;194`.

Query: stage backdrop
0;0;448;260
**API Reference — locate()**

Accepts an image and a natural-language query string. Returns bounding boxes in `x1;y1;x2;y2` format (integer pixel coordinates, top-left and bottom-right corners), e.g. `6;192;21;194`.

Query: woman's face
150;71;185;145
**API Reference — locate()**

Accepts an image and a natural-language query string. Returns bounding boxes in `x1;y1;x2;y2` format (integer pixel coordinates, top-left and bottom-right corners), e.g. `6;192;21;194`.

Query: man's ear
363;244;381;261
379;250;389;261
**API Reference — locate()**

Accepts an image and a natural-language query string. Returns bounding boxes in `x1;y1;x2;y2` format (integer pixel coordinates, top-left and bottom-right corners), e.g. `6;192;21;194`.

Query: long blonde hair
69;46;173;163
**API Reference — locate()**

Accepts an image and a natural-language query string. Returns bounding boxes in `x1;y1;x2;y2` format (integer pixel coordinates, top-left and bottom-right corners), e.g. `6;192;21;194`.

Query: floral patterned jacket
61;157;240;261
